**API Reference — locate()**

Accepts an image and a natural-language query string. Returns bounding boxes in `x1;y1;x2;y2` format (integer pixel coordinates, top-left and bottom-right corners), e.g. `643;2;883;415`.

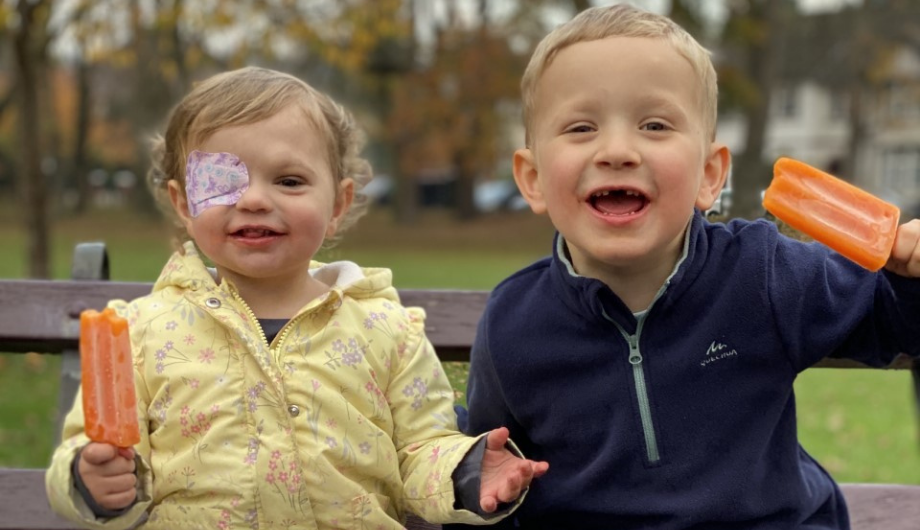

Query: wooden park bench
1;242;919;530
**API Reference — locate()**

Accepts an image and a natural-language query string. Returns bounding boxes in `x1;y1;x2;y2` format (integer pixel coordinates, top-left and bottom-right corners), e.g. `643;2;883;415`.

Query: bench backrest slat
0;280;488;361
1;278;915;368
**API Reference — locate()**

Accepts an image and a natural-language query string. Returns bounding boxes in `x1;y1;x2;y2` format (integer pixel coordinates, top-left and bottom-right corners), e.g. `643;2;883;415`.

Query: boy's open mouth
588;189;649;216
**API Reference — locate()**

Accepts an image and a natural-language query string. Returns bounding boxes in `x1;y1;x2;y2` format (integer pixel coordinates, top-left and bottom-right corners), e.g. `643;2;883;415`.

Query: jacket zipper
228;288;314;356
603;310;660;464
230;289;270;348
624;327;659;463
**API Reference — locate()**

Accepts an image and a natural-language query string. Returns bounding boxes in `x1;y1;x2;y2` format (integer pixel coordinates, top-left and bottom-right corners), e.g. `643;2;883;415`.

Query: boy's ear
326;177;355;238
695;143;731;211
512;148;547;215
168;180;194;231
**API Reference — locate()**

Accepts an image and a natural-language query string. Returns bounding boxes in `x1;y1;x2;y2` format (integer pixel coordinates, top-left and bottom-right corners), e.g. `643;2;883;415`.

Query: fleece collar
548;210;709;331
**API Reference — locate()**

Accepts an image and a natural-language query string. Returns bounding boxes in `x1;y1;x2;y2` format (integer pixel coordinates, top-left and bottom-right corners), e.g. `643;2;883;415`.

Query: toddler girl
46;66;546;530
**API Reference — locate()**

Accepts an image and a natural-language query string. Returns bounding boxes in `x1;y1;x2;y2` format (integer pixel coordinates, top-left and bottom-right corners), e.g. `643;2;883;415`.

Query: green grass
0;204;917;485
0;354;63;467
795;369;919;483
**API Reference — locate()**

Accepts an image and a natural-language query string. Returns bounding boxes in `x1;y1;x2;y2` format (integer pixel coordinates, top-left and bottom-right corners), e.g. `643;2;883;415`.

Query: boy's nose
235;180;272;212
594;132;641;170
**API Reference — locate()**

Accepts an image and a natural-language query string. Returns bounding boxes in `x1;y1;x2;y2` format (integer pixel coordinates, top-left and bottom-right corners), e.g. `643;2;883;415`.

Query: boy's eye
642;121;669;132
566;124;594;134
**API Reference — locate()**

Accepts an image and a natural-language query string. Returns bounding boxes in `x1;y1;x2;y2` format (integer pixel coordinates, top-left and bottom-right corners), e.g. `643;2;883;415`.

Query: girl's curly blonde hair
147;66;373;248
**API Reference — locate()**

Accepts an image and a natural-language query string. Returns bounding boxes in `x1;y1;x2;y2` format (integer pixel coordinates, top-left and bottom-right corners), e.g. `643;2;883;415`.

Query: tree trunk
168;0;190;92
731;0;783;220
391;77;419;225
840;7;869;183
72;61;92;213
454;153;477;220
130;2;179;215
13;0;50;278
569;0;591;13
391;0;419;224
842;78;864;183
453;0;491;221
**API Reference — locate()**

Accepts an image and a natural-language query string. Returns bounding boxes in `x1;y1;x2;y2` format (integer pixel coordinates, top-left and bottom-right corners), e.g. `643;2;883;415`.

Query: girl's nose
593;130;641;170
235;180;272;212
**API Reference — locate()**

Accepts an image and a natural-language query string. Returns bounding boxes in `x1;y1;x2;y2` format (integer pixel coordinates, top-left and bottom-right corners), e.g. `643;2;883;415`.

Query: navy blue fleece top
451;212;920;530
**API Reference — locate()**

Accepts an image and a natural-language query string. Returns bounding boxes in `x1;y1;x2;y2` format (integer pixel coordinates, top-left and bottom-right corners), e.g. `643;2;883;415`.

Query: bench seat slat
2;468;917;530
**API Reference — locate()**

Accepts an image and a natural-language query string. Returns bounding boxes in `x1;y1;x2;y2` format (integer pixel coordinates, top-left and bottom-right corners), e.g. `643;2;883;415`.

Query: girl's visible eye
641;121;669;132
278;176;305;187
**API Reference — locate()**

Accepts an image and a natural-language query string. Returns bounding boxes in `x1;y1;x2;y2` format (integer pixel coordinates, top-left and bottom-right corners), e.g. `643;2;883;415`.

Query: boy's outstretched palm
479;427;549;513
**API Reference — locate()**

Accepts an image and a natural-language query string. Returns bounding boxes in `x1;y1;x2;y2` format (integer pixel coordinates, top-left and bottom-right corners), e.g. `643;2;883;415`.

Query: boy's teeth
592;190;640;198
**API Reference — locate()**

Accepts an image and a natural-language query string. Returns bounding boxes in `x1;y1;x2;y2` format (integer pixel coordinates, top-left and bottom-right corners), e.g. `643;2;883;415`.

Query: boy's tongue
594;193;644;215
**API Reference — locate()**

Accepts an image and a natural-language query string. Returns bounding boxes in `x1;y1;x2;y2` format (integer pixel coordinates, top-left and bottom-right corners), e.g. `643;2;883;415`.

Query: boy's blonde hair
521;4;718;145
148;66;373;247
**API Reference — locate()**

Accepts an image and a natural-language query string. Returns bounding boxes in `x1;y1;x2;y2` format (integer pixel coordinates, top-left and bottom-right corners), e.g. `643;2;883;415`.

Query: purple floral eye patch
185;150;250;217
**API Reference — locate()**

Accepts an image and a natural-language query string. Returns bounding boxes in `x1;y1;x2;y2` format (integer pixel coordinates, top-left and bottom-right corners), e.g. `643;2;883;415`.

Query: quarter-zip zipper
558;220;690;466
604;310;660;463
624;327;659;463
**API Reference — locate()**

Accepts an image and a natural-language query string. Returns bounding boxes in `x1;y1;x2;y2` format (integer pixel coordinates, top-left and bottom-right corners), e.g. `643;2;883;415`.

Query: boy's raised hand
886;220;920;278
479;427;549;513
78;442;137;511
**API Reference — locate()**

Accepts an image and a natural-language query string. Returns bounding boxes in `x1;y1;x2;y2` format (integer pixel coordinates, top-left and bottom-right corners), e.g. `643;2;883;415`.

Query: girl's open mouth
233;228;280;238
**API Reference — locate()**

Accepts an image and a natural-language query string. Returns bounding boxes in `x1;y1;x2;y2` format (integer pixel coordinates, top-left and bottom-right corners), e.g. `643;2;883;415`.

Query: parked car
473;179;528;213
706;186;733;219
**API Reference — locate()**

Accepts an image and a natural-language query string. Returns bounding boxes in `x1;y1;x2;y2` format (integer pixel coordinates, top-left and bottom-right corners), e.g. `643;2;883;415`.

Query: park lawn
0;206;917;484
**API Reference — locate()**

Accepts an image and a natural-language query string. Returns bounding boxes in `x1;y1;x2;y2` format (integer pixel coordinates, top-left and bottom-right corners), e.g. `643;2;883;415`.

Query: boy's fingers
480;495;498;513
500;472;524;501
890;221;920;266
485;427;510;451
532;460;549;477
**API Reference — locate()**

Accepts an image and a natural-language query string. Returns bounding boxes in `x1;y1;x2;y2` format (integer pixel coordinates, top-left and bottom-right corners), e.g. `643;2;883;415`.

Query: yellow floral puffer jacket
46;243;506;530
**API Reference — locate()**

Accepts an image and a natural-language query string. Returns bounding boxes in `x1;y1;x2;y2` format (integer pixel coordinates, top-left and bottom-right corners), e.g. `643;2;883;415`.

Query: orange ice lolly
80;308;140;447
763;157;900;271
